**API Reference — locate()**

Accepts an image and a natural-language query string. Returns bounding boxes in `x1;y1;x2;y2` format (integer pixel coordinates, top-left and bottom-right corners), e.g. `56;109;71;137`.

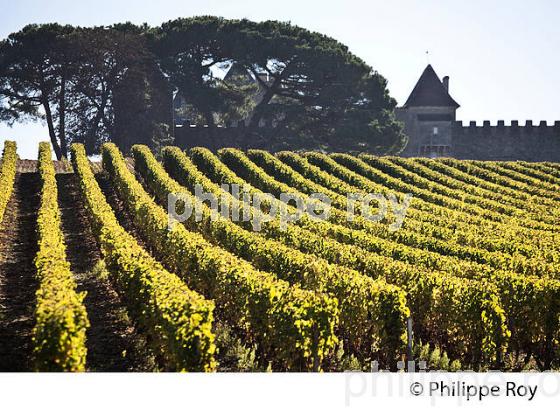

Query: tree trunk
42;99;63;160
247;69;284;128
248;88;275;128
85;98;108;154
58;73;68;158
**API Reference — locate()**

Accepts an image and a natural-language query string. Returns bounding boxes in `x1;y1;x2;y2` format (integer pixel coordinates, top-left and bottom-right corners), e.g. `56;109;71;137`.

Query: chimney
442;76;449;91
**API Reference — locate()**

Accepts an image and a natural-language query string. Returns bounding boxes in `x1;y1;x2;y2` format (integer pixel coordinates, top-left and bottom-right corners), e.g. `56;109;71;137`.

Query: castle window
433;126;438;135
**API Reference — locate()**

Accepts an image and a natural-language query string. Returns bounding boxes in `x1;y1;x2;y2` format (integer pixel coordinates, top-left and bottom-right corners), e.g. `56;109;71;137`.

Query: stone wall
173;124;294;152
174;119;560;162
452;120;560;161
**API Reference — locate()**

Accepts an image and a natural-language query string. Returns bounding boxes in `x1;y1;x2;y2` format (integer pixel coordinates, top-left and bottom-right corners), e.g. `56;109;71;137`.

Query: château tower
395;64;459;158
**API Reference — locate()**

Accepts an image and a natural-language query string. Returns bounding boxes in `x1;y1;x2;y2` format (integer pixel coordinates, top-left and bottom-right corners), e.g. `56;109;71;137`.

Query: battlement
453;120;560;129
451;119;560;161
452;120;560;140
175;118;275;129
173;122;286;152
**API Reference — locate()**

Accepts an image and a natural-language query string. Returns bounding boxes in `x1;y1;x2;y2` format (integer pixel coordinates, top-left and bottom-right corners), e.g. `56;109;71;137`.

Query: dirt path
57;173;155;371
0;173;40;371
15;159;72;174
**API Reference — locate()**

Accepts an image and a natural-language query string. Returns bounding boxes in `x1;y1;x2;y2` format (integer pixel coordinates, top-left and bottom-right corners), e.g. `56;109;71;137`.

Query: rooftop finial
425;50;430;64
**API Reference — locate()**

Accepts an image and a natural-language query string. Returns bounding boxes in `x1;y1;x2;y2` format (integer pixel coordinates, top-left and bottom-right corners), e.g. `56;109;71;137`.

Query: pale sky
1;0;559;158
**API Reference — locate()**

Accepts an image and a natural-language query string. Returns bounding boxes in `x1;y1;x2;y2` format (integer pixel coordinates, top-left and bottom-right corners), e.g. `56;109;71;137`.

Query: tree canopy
0;23;75;158
0;17;404;158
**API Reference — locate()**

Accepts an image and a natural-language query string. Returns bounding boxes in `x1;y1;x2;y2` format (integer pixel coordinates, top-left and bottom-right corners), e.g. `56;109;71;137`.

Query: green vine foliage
71;143;217;371
209;147;513;367
135;145;409;366
0;141;17;224
102;143;339;370
32;142;89;371
19;140;556;371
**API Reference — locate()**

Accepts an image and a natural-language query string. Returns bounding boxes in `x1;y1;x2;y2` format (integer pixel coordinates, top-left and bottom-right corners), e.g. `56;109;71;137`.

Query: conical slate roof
404;64;460;108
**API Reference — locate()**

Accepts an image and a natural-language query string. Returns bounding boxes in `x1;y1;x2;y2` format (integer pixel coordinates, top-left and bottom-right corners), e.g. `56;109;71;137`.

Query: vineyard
0;140;559;372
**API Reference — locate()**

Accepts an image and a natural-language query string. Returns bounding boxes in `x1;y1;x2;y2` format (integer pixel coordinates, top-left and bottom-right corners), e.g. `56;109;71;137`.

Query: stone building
396;65;560;161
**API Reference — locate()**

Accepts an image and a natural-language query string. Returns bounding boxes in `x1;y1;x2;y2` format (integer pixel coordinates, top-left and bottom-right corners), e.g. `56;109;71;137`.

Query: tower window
433;126;439;135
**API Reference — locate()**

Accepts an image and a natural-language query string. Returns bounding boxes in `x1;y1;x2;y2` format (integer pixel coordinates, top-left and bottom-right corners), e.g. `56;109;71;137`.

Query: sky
1;0;559;158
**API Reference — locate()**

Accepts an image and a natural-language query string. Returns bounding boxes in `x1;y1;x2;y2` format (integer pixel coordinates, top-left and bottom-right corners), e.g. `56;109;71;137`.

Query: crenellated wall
451;120;560;161
174;117;560;162
173;123;298;152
